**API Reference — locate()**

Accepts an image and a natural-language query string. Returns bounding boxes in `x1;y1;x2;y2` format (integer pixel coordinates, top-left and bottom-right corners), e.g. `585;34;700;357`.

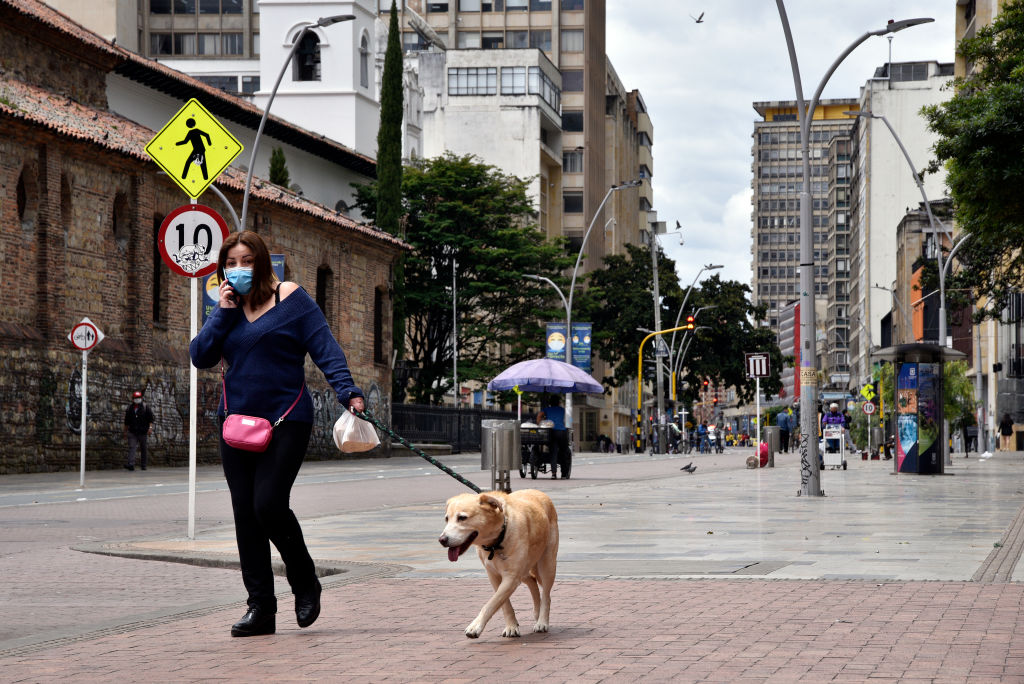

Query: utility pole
649;225;666;454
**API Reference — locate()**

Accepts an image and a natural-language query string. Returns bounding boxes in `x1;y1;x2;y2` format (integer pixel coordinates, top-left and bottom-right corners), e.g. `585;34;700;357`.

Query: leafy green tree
377;1;407;363
269;147;290;187
575;248;784;405
923;0;1024;317
354;153;572;404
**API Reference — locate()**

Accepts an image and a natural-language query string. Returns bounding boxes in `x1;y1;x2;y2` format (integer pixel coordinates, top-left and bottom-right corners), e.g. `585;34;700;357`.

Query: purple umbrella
487;358;603;394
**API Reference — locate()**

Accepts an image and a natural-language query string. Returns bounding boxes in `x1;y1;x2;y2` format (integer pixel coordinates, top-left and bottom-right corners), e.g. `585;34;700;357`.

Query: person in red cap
123;390;154;471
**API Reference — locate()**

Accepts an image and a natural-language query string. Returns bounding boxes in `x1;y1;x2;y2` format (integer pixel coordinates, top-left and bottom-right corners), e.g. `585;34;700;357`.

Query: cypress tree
377;0;407;363
269;147;290;187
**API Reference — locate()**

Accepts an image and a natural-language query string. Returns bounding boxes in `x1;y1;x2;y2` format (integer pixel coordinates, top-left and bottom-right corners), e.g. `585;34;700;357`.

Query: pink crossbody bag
221;372;304;452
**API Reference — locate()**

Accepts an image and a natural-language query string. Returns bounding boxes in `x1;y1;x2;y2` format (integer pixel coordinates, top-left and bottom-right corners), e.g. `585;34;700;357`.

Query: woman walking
190;231;365;637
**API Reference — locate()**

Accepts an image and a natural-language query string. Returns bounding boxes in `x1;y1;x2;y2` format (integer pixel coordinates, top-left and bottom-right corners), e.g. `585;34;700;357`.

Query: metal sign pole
188;199;198;540
755;376;761;462
79;349;88;489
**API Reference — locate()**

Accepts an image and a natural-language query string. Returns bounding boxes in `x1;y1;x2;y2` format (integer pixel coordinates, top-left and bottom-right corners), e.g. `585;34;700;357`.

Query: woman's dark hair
217;231;278;308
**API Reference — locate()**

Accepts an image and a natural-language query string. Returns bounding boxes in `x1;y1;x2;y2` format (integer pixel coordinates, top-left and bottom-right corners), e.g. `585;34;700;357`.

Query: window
174;33;196;55
427;2;449;11
241;76;260;94
638;131;652;147
561;0;584;8
223;0;241;12
460;0;481;9
456;31;481;49
448;67;497;95
482;0;503;10
530;0;552;9
252;33;259;55
506;0;527;9
890;62;929;82
222;32;243;55
198;33;219;55
151;0;171;13
561;69;583;92
562;148;583;173
403;32;428;51
561;110;583;132
150;33;172;54
563;191;583;213
560;29;583;52
360;35;370;87
501;66;525;94
528;66;560;109
295;32;320;81
199;0;219;13
507;30;529;48
174;0;195;12
316;265;332;316
481;32;504;49
197;75;237;92
152;214;165;324
638;164;652;179
529;29;551;51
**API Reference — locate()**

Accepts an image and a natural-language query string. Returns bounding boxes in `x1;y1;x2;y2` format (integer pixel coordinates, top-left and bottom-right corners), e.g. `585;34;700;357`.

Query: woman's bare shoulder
278;281;301;301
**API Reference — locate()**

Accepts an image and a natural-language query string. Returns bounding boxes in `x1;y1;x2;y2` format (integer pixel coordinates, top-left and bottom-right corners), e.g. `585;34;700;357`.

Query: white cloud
606;0;956;290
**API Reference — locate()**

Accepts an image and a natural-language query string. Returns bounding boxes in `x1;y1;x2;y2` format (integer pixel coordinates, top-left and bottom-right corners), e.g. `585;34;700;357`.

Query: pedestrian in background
999;413;1014;451
538;396;570;479
123;390;154;471
776;409;790;453
189;230;365;638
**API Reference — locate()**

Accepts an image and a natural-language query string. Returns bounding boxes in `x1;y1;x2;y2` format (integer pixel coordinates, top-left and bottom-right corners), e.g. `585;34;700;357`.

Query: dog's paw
501;623;521;638
533;621;549;633
464;622;484;639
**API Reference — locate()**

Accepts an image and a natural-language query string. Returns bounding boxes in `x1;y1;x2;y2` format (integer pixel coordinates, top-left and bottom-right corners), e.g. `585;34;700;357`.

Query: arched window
16;166;38;233
113;193;131;252
373;287;386;364
295;31;321;81
316;264;333;316
360;34;370;88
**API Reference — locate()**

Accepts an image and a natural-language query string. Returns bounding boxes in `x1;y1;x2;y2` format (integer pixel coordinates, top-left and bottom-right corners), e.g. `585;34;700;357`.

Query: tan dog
438;489;558;638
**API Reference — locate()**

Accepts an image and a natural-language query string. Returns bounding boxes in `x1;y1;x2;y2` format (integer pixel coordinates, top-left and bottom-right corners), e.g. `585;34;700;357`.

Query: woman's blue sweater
189;287;363;424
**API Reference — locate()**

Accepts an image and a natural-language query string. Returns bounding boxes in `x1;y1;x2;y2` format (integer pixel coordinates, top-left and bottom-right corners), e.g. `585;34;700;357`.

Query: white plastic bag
333;410;380;453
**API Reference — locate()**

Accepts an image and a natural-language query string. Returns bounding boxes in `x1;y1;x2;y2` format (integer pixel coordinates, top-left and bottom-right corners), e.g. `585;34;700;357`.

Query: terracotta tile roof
0;78;407;250
1;0;407;251
2;0;377;176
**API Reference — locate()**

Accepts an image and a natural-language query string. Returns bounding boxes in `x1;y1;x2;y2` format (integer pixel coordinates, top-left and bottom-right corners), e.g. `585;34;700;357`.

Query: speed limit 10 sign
863;401;876;415
158;204;229;278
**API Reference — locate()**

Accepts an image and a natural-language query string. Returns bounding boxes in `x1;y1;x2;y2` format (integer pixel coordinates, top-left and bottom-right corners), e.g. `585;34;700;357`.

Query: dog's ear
479;493;505;513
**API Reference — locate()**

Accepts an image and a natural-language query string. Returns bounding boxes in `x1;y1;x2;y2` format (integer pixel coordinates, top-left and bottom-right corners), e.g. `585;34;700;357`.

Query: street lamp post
645;221;683;454
774;2;932;496
846;110;952;346
565;180;641;445
668;265;723;373
238;14;356;230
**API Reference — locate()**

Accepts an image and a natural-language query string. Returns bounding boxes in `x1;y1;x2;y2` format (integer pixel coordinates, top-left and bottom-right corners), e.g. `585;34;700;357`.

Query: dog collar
481;518;507;560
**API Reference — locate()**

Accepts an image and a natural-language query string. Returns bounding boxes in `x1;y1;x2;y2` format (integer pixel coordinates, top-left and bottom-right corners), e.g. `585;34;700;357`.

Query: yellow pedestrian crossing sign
145;98;243;199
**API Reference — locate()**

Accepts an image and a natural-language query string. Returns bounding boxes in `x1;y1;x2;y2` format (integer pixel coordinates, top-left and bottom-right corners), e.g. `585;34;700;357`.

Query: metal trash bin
481;419;520;492
763;425;780;467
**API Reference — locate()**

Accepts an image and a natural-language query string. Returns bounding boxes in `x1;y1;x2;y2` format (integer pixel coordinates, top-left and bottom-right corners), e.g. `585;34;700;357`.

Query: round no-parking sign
68;317;104;351
158;204;229;278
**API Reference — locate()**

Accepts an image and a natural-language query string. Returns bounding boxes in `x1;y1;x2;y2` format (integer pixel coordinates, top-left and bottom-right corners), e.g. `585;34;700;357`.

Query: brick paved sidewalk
4;577;1023;683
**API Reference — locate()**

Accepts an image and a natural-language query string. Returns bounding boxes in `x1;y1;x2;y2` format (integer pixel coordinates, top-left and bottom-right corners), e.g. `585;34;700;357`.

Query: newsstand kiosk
872;343;966;475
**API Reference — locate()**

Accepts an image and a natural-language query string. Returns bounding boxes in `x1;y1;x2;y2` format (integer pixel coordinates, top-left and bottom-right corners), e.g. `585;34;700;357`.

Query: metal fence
390;404;517;453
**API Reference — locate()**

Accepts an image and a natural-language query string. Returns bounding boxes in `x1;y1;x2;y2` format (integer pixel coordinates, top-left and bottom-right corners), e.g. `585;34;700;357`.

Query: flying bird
690;12;704;23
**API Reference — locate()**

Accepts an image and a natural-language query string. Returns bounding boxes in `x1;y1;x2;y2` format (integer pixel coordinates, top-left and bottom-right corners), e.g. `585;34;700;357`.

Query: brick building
0;0;407;472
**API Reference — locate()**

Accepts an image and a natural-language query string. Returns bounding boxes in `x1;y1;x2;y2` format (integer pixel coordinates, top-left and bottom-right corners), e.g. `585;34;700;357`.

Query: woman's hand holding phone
219;279;238;309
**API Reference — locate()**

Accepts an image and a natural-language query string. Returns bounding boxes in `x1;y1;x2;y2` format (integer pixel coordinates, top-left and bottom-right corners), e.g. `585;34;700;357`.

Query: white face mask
133;398;142;404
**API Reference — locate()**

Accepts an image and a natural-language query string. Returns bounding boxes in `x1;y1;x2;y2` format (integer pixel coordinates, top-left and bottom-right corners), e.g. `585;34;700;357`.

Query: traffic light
702;379;709;387
686;315;695;330
713;397;718;405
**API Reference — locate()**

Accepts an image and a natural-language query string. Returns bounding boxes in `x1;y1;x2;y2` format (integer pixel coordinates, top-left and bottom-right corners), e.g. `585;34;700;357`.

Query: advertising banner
917;363;940;469
896;362;919;472
570;322;592;373
545;323;567;362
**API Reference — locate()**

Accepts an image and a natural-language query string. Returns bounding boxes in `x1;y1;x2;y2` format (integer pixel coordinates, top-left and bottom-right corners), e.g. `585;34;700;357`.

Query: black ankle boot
295;578;322;628
231;605;276;637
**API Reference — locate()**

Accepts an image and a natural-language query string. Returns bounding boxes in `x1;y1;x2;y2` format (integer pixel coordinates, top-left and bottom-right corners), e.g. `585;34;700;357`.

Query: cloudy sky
605;0;956;291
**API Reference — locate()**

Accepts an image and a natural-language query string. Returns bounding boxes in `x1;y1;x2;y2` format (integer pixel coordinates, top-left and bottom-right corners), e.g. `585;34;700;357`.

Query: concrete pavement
1;447;1023;682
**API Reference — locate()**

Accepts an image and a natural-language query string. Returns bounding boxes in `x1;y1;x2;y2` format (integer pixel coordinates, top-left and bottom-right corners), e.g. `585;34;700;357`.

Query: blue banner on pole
571;322;592;373
545;323;567;362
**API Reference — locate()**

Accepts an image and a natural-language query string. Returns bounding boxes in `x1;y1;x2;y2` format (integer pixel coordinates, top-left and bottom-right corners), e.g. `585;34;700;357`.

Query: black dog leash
353;409;483;494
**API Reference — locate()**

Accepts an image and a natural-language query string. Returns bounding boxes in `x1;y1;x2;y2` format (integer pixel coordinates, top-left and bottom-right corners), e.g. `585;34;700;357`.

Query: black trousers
549;429;569;474
220;420;316;613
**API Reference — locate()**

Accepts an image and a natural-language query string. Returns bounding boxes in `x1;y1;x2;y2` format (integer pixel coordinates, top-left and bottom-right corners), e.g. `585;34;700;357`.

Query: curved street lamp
239;14;356;230
774;1;933;496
